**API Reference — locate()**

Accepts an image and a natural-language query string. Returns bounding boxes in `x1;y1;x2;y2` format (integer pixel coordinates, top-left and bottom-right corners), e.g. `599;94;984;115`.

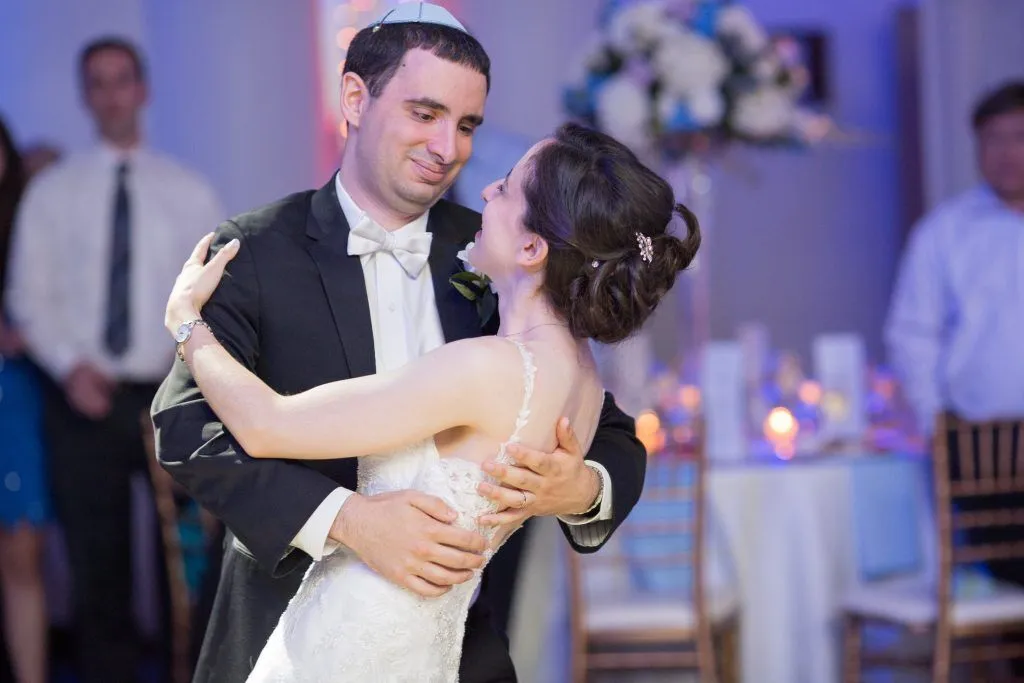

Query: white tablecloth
708;454;933;683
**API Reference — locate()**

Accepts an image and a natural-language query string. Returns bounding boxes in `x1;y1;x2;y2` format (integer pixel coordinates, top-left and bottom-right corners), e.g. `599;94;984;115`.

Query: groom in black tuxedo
151;5;646;682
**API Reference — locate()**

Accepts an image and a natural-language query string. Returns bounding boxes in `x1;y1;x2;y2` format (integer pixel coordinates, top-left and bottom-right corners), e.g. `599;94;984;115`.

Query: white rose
731;87;795;138
608;1;668;54
689;88;725;126
653;28;729;97
716;5;769;54
456;242;496;292
631;3;669;44
456;242;475;268
596;74;652;153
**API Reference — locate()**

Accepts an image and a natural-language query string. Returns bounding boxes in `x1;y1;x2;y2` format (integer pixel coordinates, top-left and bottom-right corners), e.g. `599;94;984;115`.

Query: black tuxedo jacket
151;179;646;682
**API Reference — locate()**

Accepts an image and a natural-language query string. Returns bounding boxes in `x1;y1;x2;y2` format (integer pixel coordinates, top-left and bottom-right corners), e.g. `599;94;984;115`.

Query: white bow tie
346;218;433;277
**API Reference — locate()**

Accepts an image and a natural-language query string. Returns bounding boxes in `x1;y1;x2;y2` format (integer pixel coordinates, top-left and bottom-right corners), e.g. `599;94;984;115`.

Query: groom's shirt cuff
557;461;614;548
291;487;354;561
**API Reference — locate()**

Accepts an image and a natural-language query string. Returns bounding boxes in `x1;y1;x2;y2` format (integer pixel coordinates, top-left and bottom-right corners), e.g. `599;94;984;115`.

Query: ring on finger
517;490;528;509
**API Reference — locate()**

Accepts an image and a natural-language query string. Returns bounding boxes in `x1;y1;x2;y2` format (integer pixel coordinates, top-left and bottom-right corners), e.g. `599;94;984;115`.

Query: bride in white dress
163;123;700;682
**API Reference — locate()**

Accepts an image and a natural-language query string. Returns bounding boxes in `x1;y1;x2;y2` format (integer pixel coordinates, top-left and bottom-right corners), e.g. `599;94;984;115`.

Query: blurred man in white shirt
6;36;223;683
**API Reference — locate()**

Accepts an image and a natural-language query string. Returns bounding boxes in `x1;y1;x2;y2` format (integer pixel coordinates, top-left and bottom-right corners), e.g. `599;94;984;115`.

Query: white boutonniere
450;242;497;326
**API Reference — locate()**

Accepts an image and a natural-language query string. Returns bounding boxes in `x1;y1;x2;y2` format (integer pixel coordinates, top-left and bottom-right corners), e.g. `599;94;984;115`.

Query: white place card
700;341;747;461
812;333;867;440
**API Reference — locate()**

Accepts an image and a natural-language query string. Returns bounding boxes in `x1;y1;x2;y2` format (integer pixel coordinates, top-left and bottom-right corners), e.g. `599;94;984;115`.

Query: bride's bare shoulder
428;336;527;382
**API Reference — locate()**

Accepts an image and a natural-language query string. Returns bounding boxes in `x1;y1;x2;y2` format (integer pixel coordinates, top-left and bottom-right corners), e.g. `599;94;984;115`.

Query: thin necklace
502;322;569;338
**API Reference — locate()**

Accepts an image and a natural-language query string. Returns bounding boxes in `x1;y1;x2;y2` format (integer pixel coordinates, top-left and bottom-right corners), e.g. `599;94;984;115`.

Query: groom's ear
340;72;370;129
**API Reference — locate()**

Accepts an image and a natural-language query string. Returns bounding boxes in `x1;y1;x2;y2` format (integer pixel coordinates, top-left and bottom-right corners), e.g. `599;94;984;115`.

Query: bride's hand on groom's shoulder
329;490;489;599
477;418;599;527
165;232;240;332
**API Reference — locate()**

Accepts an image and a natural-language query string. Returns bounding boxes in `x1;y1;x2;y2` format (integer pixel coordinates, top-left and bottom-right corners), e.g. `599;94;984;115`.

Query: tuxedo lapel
305;180;376;378
427;208;484;343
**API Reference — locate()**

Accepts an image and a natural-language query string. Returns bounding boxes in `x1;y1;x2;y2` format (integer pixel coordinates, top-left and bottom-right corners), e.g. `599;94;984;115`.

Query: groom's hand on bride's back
477;417;599;526
328;490;488;598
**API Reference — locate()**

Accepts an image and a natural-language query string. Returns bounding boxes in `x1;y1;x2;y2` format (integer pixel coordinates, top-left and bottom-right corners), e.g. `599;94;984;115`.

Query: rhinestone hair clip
636;232;654;264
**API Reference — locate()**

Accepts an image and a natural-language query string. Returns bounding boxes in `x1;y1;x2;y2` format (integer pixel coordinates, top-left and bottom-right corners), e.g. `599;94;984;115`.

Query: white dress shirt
6;143;224;383
885;185;1024;435
292;173;614;560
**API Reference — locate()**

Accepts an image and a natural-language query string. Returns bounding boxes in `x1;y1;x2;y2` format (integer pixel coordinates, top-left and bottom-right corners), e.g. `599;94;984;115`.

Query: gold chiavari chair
566;431;740;682
842;412;1024;683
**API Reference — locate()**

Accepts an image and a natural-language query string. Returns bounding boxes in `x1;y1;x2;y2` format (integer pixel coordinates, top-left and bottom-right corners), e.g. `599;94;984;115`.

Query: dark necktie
104;161;131;356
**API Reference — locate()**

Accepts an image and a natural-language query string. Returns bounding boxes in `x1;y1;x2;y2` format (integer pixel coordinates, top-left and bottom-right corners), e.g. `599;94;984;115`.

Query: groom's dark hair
344;22;490;98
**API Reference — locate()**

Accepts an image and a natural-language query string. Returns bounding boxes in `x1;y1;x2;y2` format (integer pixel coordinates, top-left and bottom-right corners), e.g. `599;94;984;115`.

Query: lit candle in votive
764;406;799;441
636;410;662;454
798;380;822;405
679;385;701;412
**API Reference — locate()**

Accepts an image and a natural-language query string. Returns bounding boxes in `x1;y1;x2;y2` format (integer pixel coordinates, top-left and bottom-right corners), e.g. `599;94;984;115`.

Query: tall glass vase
664;156;713;378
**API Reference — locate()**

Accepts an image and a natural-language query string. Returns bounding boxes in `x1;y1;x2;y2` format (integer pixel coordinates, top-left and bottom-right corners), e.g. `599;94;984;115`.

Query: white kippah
372;2;468;33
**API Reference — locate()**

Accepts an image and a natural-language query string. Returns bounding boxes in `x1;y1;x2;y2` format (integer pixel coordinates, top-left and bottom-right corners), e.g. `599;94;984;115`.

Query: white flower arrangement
564;0;832;161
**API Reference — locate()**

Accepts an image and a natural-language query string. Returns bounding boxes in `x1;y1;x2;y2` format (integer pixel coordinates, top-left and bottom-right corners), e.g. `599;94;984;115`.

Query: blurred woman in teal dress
0;114;50;683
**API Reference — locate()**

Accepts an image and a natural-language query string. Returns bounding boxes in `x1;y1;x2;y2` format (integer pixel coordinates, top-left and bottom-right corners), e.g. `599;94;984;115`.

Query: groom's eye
413;110;435;123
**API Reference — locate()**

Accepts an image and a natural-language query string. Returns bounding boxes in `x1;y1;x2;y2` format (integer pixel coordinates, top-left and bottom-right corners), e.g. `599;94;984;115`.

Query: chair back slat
954;508;1024;529
1016;422;1024;487
979;426;994;485
955;542;1024;564
943;415;1024;496
999;422;1013;488
934;413;1024;581
957;421;974;483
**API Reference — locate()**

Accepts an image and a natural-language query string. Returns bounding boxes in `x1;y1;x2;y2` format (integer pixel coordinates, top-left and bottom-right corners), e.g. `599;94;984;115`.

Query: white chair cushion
842;574;1024;628
586;587;739;633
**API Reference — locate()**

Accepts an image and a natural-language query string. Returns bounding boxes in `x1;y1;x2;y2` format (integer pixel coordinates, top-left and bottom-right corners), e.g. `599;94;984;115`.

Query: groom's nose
426;123;459;165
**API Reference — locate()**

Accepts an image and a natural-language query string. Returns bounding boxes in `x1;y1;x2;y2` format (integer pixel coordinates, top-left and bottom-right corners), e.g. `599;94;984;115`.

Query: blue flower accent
690;0;720;38
563;73;610;121
589;73;610;92
599;0;631;28
664;101;701;132
563;86;594;119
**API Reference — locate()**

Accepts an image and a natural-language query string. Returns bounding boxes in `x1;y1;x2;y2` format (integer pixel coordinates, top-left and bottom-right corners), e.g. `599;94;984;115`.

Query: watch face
174;322;191;344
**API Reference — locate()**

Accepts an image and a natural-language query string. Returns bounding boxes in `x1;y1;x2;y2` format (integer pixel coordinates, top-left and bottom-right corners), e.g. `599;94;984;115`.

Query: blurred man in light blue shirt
886;81;1024;436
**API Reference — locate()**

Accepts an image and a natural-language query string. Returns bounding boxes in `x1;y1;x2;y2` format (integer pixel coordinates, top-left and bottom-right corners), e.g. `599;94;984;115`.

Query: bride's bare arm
178;328;500;460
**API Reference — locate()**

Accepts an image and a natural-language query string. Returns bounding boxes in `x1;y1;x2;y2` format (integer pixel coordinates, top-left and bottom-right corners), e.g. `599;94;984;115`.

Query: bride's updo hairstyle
522;123;702;345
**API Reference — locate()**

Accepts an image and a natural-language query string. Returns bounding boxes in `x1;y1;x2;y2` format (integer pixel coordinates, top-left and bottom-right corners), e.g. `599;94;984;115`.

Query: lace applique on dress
245;339;537;683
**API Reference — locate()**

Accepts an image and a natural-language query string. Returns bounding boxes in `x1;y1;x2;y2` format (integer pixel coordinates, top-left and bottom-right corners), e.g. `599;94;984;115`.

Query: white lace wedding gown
245;341;536;683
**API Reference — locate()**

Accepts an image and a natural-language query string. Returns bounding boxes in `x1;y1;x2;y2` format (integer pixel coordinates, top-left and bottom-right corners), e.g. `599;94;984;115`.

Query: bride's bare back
432;333;604;470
